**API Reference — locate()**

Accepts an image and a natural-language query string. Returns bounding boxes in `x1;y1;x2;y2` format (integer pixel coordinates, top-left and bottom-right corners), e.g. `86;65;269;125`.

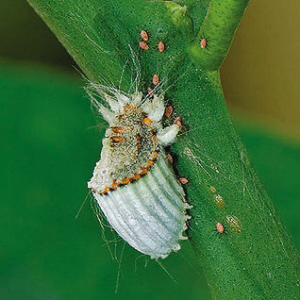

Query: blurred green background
1;1;300;299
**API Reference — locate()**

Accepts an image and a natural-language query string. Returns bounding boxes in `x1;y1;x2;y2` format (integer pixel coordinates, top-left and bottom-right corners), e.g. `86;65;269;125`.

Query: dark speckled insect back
107;104;159;184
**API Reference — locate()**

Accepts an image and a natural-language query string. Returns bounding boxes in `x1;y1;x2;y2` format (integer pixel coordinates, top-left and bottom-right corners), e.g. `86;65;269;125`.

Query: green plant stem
26;0;300;298
189;0;249;70
27;0;132;86
170;66;300;299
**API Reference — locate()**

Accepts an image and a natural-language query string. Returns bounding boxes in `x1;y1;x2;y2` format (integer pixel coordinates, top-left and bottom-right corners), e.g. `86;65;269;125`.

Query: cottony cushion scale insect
88;86;191;259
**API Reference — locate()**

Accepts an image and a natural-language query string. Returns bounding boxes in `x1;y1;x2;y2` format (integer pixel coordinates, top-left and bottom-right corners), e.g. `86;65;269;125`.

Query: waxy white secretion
88;85;191;259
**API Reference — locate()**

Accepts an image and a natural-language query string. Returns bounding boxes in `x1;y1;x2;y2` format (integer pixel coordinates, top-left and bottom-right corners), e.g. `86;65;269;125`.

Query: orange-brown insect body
140;30;149;42
165;106;173;118
216;222;225;234
173;117;182;130
158;41;165;52
200;38;207;49
179;177;189;185
143;117;152;125
153;74;159;86
139;41;149;51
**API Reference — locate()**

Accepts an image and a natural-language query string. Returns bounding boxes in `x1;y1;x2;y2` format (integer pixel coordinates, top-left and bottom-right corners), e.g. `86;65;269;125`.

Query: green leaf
25;0;300;298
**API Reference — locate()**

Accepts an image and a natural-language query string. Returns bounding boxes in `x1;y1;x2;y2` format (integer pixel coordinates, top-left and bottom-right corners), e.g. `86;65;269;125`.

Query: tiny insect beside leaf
214;194;225;209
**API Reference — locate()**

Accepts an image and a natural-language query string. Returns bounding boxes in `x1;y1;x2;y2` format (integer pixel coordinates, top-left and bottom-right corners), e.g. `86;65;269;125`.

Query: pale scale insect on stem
87;79;191;259
214;194;225;209
209;185;217;194
226;215;242;233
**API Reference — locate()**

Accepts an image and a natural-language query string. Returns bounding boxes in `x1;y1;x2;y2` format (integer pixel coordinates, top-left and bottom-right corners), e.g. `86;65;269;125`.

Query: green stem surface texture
189;0;249;70
26;0;300;298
